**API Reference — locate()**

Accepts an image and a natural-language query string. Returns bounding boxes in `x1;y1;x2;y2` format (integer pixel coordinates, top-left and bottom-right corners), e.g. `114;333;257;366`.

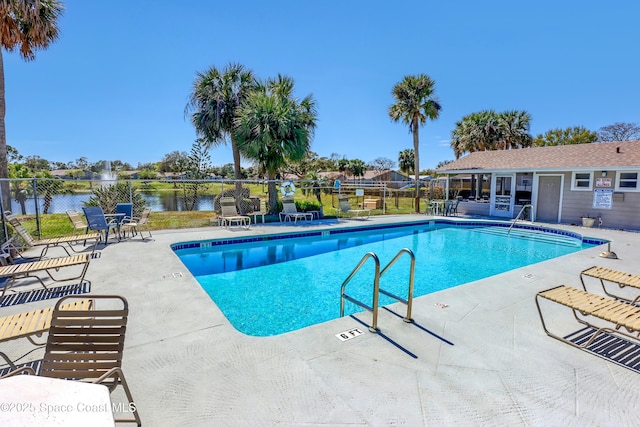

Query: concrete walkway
2;215;640;426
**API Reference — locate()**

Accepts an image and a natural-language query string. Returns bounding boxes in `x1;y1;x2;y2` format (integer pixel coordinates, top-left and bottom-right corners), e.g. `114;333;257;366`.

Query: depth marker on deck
335;328;365;341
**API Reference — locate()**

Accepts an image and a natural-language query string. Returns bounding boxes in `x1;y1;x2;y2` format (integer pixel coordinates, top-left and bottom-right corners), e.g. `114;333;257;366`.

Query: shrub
296;200;321;212
85;182;146;215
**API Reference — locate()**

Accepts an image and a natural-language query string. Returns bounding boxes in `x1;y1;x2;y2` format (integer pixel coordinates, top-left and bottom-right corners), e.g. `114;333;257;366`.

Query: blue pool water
173;221;604;336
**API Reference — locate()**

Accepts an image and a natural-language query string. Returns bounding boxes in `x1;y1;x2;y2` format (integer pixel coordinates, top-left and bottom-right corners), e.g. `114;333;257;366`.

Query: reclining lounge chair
4;212;100;259
0;253;91;297
337;195;370;220
219;198;251;229
580;266;640;303
536;284;640;349
279;198;313;223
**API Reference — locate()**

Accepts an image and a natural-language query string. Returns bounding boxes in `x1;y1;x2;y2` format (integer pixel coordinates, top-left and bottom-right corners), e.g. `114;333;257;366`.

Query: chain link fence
0;178;439;242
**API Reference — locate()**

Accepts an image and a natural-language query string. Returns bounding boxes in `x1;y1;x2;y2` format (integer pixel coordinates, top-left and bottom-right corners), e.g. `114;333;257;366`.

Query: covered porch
436;171;534;220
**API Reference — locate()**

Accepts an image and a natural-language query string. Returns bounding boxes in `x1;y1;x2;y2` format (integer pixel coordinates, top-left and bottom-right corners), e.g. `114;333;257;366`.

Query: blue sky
5;1;639;170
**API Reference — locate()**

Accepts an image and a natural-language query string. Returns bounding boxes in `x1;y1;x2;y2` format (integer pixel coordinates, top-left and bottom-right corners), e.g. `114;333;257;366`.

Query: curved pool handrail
508;204;534;236
378;248;416;322
340;252;381;332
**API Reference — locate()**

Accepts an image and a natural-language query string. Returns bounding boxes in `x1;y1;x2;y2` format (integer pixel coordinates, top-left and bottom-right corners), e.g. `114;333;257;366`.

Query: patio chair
120;208;152;240
423;199;435;215
536;284;640;350
1;295;141;426
337;195;370;220
0;298;93;369
279;198;313;223
219;198;251;229
580;266;640;304
66;210;88;235
116;203;133;224
82;206;119;244
443;200;453;216
449;198;461;216
4;212;100;260
0;253;92;297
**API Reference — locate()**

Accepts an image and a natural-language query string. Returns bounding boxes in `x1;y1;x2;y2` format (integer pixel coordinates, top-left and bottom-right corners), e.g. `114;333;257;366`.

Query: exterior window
616;172;639;191
571;172;592;191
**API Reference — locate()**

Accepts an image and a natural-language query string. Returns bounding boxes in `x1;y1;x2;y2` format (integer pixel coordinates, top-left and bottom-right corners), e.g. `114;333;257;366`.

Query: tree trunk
230;136;244;213
0;51;10;210
413;121;421;213
267;172;277;213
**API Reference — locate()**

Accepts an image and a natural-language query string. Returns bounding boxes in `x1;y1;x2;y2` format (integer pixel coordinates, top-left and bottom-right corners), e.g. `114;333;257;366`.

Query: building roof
437;140;640;173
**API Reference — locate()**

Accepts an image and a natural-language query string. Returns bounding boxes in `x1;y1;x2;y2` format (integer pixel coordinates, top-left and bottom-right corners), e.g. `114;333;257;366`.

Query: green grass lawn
10;192;422;239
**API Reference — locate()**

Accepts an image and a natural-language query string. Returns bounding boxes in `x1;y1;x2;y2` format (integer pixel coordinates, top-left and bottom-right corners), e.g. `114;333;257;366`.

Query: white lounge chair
279;198;313;223
219;198;251;229
337;195;370;220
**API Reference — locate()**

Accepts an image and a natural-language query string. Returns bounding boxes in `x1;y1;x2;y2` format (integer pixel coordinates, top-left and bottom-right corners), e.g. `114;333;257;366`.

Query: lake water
9;192;216;214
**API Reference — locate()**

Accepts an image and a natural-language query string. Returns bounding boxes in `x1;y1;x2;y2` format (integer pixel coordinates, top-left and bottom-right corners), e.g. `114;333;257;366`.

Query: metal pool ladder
339;248;416;333
507;203;534;236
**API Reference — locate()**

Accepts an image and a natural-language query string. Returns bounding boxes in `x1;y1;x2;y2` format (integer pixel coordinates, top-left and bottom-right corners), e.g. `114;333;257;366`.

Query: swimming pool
173;220;605;336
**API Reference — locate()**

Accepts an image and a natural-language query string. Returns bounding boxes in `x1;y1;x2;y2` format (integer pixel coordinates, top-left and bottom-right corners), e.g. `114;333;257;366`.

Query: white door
491;174;515;217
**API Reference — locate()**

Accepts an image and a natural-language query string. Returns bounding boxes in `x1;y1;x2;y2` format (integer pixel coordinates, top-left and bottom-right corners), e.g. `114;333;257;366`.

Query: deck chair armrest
92;366;125;388
120;216;138;225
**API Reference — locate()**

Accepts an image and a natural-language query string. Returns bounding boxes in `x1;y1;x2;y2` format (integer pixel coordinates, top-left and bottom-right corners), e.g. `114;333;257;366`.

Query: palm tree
0;0;64;209
451;110;532;157
302;170;331;206
477;110;501;151
450;116;475;159
398;149;414;175
497;110;532;150
389;74;441;212
185;62;257;202
346;159;366;183
235;74;317;212
450;110;501;158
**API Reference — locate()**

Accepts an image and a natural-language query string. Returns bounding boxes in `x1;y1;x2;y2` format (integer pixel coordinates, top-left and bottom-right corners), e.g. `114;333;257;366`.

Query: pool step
473;226;582;247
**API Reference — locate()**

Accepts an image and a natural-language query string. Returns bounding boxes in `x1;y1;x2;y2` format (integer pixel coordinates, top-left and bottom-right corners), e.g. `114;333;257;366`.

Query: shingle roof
438;140;640;173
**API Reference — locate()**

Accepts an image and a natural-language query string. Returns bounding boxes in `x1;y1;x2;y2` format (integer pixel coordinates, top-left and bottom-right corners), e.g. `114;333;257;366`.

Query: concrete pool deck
2;215;640;426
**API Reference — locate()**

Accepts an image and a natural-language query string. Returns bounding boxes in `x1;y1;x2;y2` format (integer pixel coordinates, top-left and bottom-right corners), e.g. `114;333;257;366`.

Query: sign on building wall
593;189;613;209
596;177;612;188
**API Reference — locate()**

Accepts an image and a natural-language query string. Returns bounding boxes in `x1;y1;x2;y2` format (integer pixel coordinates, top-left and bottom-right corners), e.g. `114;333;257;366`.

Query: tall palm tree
476;110;501;151
235;74;317;212
450;110;501;158
185;62;256;201
497;110;532;150
451;110;532;157
397;149;414;174
347;159;366;182
389;74;440;212
0;0;64;209
450;116;474;159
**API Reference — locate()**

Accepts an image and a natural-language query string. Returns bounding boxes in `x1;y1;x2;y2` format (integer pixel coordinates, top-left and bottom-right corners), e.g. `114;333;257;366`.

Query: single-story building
436;140;640;230
344;169;411;188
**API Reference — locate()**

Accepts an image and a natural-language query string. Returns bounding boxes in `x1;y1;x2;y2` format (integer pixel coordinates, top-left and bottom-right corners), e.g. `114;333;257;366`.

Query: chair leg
0;365;36;378
94;367;141;426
